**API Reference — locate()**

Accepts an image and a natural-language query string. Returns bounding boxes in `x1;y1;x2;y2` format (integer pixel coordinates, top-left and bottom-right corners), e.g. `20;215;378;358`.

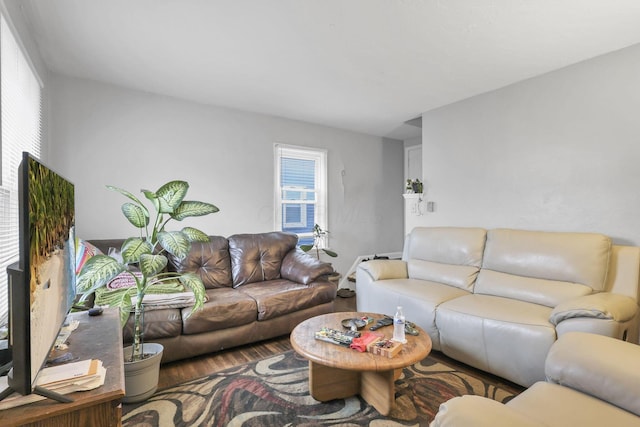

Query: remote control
369;315;393;331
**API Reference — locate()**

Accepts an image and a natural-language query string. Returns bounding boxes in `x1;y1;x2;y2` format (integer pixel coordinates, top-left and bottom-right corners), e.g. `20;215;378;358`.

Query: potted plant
299;224;338;259
411;178;424;194
300;224;341;287
76;180;218;402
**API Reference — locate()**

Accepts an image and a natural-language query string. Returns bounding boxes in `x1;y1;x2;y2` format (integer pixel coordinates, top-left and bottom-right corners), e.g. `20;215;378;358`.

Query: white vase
122;342;163;403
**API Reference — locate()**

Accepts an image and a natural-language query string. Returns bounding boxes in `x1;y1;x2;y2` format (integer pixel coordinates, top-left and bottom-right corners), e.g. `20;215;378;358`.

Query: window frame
274;143;328;246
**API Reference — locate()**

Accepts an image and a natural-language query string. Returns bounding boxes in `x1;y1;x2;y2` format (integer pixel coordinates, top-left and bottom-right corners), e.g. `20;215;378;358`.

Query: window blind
0;12;43;325
274;144;327;247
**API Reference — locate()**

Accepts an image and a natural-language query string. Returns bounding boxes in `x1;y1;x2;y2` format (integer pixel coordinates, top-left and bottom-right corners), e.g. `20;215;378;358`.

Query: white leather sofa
356;227;640;387
431;332;640;426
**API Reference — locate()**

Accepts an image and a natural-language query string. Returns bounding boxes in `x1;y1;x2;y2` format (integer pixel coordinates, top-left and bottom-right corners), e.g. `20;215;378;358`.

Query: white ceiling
18;0;640;140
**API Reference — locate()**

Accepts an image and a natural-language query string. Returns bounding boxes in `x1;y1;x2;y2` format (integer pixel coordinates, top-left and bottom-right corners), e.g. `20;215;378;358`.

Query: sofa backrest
403;227;487;291
476;229;612;307
228;232;298;287
604;245;640;302
169;235;233;289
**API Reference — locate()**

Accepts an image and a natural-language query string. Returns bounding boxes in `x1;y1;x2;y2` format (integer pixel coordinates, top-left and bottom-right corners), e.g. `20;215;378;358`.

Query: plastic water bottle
393;306;406;343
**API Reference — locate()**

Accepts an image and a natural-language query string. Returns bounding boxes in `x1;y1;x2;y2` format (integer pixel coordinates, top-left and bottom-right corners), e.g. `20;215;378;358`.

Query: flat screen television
1;152;76;403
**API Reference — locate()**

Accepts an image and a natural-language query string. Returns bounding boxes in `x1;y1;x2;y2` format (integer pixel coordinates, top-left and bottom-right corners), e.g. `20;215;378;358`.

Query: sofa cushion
405;227;486;292
354;277;470;351
181;287;257;335
229;232;298;287
437;294;555;387
480;229;611;292
408;259;479;291
360;259;408;280
545;332;640;417
123;307;183;342
237;279;335;321
475;269;592;308
406;227;486;267
432;395;541;427
280;248;335;284
169;235;232;289
507;382;640;427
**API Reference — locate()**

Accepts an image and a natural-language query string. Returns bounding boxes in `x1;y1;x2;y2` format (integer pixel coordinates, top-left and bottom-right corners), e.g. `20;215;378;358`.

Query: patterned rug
122;350;521;426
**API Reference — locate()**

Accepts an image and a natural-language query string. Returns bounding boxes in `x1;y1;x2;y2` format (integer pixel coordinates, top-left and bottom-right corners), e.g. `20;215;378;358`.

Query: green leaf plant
299;224;338;259
77;180;219;362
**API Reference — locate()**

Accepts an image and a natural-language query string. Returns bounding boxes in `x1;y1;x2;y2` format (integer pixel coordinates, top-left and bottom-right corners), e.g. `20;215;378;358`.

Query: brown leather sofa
90;232;336;363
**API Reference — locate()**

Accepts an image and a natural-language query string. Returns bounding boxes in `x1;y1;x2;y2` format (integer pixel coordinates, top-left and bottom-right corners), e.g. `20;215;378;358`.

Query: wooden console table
0;308;125;427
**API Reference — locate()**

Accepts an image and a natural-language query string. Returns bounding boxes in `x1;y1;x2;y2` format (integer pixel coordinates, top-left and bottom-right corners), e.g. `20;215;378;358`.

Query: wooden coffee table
290;311;432;416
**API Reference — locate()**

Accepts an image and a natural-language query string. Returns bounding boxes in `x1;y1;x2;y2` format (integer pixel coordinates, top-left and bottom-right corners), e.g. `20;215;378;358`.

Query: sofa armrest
357;259;408;281
549;292;638;326
280;249;335;285
545;331;640;417
431;395;541;427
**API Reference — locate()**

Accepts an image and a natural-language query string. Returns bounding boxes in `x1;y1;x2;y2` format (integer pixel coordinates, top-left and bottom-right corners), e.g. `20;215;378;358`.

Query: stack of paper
0;359;106;410
36;359;104;389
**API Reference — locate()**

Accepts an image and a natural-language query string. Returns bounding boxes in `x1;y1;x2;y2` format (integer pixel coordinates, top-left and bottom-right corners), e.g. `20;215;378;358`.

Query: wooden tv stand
0;308;125;427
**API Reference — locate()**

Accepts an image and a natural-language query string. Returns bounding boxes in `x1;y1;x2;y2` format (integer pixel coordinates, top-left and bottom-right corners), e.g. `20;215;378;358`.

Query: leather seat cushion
181;287;258;334
238;279;336;321
354;278;469;351
123;307;183;341
437;294;555;387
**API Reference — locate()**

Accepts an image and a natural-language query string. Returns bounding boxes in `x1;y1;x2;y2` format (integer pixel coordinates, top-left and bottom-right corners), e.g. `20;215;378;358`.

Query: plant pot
122;342;163;403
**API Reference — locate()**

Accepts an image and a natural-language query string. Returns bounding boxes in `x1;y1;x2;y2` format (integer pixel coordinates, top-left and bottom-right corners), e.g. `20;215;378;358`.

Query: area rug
122;351;521;427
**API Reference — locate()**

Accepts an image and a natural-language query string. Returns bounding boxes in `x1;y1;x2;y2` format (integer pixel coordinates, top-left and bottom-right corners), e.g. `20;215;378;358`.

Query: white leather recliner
431;332;640;426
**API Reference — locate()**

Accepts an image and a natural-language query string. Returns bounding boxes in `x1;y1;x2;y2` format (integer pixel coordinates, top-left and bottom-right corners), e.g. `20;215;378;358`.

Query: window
0;11;43;325
274;144;327;247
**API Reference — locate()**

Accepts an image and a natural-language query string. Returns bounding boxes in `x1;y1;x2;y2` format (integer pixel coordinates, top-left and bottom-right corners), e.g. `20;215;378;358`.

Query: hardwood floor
157;293;356;389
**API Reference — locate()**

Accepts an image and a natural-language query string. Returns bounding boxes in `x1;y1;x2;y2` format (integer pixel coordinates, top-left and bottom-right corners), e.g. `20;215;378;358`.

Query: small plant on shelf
406;178;423;194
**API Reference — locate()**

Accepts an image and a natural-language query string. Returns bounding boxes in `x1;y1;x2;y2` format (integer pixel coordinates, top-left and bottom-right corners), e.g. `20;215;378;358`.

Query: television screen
3;152;75;400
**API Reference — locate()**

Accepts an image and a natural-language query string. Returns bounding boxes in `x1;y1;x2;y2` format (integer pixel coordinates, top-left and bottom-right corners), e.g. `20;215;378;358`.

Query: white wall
48;74;405;276
415;43;640;245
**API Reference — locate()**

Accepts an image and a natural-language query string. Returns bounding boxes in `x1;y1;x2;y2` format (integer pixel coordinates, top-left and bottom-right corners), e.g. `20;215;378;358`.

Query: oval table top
290;311;432;372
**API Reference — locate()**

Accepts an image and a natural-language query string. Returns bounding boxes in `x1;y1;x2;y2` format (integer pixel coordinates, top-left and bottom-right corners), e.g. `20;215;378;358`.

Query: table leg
308;363;398;416
308;361;360;401
360;369;395;416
